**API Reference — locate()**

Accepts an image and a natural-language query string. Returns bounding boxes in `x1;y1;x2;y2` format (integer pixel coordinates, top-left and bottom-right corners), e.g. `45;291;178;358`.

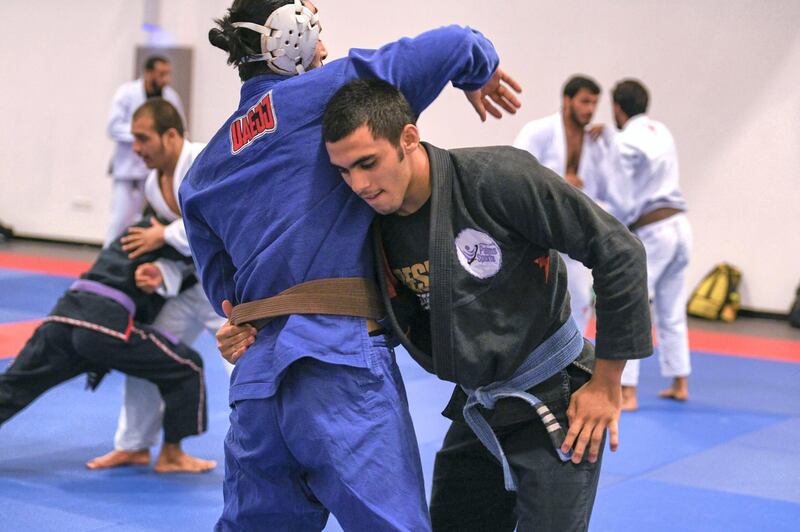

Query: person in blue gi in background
179;0;521;530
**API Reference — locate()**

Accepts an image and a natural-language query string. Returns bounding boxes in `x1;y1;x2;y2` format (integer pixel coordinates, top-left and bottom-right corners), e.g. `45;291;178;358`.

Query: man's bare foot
86;449;150;470
659;376;689;401
154;443;216;474
621;385;638;411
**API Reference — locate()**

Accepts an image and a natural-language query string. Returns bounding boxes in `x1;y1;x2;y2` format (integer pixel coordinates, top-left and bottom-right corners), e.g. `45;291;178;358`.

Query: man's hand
587;123;606;141
464;67;522;122
564;173;585;189
122;217;166;259
216;300;257;365
135;263;164;294
560;359;625;464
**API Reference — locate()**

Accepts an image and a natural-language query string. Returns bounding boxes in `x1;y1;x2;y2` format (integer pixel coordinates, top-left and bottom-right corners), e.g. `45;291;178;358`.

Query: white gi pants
563;255;594;336
114;284;232;451
621;214;692;386
104;179;146;248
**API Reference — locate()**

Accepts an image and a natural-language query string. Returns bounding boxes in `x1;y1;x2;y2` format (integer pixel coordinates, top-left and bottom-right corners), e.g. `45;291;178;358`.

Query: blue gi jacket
180;26;498;403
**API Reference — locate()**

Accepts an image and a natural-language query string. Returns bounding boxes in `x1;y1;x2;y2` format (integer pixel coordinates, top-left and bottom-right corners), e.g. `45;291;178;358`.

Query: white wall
0;0;143;243
1;0;798;312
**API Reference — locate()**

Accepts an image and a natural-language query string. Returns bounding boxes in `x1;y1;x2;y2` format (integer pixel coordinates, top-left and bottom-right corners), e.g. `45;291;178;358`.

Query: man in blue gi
179;1;521;530
319;79;652;530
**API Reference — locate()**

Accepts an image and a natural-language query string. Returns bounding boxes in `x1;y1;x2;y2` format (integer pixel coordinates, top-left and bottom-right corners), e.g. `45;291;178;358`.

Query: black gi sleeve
475;146;652;361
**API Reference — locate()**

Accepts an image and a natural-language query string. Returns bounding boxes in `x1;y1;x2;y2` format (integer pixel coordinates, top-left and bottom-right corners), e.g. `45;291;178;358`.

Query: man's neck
144;79;163;99
562;110;584;135
160;138;185;180
398;144;432;216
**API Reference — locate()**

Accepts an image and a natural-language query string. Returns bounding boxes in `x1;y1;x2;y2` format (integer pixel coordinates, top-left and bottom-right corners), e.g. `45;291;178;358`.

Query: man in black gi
215;78;652;529
319;79;653;531
0;220;215;473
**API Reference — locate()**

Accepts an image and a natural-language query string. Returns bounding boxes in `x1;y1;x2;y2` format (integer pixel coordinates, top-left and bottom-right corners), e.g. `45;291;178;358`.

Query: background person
88;99;231;470
513;75;627;335
0;221;215;474
608;78;692;411
105;56;185;247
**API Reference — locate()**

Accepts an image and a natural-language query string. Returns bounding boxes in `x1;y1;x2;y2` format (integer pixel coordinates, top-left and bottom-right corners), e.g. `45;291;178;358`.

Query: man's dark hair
208;0;293;81
144;55;169;71
612;79;649;118
562;75;601;98
133;98;185;136
322;79;417;146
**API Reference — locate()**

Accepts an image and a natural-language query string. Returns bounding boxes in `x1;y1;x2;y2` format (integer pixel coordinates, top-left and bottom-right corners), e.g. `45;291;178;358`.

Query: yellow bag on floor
687;263;741;322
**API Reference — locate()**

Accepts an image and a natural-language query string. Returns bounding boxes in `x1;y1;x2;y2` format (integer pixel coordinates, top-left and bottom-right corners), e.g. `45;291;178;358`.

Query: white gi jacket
144;140;205;295
107;78;185;180
513;112;627;219
609;114;687;226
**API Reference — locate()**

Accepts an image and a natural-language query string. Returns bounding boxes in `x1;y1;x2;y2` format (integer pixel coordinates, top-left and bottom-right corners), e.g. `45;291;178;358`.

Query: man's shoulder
187;141;207;156
513;113;558;151
163;85;184;104
619;115;675;153
519;113;559;134
177;141;208;183
447;145;539;191
443;145;557;222
450;144;535;166
114;78;141;96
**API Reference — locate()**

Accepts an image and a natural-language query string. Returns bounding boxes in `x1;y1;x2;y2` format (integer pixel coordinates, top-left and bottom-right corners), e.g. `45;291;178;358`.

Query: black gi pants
0;292;206;443
430;365;603;532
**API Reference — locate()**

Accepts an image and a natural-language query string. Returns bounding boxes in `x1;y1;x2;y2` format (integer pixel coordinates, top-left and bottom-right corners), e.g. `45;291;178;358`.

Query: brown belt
629;207;683;231
230;277;385;331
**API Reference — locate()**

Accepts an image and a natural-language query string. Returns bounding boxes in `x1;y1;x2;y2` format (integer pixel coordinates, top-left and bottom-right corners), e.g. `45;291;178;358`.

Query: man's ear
400;124;420;152
163;128;181;146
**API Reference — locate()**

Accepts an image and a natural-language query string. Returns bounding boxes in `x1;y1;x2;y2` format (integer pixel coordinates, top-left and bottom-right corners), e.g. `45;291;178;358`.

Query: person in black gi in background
0;219;215;473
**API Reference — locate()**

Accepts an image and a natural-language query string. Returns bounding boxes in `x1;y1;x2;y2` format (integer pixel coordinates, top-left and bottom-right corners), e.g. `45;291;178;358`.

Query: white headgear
232;0;321;76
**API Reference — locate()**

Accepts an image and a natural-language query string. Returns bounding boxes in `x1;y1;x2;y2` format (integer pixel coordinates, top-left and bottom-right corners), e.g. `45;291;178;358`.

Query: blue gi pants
217;336;431;531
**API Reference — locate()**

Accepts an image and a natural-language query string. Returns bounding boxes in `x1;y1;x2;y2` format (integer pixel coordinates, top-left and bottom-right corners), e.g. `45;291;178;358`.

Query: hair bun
208;28;231;52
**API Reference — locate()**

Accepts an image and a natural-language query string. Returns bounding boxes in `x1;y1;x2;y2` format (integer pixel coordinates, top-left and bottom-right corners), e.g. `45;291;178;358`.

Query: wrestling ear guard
232;0;321;76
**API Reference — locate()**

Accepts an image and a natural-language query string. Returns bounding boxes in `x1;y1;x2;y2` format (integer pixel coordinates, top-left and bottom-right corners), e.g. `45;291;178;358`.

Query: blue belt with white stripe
461;317;584;491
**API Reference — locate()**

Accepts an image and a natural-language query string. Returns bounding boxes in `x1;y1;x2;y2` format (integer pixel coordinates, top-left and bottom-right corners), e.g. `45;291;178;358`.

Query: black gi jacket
375;143;652;423
52;220;195;329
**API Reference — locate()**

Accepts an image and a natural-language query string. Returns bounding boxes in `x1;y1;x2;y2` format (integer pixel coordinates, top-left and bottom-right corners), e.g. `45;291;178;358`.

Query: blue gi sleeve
179;184;237;317
345;25;499;115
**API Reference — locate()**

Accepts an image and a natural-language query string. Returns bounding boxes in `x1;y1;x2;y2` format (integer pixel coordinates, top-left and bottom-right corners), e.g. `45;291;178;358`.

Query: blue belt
462;317;584;491
71;279;136;316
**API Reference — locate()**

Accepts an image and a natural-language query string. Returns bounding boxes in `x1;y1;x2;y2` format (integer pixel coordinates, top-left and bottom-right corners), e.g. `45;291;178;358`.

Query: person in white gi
88;98;232;471
513;75;625;335
105;56;185;247
608;79;692;411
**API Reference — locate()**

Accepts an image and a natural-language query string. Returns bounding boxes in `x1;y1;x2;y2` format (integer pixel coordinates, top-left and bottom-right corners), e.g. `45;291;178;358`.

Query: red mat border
0;252;91;278
0;252;797;363
2;320;798;362
0;320;42;359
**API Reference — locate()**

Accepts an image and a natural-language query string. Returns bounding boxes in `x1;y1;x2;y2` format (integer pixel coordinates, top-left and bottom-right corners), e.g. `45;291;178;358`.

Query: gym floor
1;240;799;531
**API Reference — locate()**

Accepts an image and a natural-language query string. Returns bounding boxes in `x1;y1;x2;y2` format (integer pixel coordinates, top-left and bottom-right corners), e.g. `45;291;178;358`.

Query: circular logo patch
455;228;502;279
